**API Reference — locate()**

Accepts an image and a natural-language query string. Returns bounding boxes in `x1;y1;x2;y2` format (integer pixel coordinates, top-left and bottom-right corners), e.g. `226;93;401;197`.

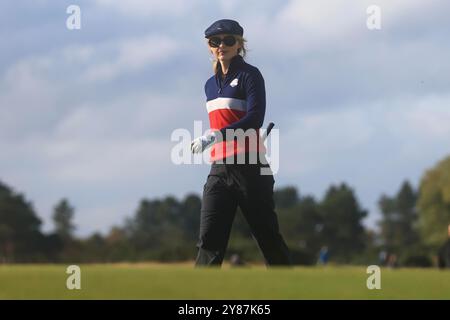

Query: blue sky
1;0;449;236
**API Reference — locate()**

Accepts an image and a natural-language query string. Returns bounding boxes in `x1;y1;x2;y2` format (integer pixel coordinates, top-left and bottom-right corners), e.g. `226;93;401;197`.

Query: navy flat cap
204;19;244;38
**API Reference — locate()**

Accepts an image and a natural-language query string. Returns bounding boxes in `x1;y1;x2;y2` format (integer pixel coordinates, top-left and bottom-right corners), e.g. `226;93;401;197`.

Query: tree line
1;155;449;266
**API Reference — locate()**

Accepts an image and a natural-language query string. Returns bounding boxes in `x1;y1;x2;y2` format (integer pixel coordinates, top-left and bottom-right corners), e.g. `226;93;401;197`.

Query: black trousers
195;161;292;266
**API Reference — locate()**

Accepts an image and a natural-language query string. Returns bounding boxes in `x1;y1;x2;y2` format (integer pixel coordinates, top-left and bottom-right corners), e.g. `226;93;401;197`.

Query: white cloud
0;33;183;141
383;94;450;161
248;0;434;54
62;44;95;64
387;94;450;138
44;138;170;183
218;0;240;15
53;93;185;140
279;93;450;178
0;57;60;138
280;107;375;175
82;35;178;82
94;0;198;17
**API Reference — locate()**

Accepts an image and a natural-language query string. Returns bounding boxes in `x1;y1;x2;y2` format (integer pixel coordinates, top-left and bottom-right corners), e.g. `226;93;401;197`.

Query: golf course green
0;263;449;299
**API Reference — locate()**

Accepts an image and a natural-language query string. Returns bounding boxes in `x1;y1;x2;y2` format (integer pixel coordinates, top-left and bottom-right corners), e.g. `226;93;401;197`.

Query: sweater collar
218;54;244;78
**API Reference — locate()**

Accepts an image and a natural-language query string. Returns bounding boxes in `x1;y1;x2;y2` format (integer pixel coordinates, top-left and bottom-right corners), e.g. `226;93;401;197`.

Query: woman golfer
191;19;292;266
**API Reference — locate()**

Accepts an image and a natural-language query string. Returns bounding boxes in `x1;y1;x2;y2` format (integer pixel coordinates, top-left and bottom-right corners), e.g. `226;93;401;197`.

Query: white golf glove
190;131;218;153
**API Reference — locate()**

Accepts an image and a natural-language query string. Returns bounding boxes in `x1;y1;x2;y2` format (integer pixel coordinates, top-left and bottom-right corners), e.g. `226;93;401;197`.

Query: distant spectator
438;224;450;269
230;254;245;267
317;246;329;265
378;250;388;266
387;253;398;268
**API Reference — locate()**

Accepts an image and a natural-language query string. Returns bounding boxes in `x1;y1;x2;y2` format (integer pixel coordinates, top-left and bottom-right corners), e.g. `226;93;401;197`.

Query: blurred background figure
229;253;245;267
387;253;398;268
378;250;388;267
438;224;450;269
317;246;329;266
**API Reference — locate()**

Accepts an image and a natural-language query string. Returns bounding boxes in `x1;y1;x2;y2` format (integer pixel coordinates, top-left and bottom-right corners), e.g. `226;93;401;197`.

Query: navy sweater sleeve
219;69;266;139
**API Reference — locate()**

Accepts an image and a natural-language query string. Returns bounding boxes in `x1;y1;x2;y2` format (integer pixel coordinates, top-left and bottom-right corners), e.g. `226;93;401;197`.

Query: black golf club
262;122;275;141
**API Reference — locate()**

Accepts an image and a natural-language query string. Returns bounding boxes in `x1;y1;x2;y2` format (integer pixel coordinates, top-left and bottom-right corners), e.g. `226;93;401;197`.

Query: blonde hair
210;36;247;74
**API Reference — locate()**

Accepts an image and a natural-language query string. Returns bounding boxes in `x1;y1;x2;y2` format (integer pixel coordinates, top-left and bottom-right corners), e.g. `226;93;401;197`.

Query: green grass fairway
0;263;449;299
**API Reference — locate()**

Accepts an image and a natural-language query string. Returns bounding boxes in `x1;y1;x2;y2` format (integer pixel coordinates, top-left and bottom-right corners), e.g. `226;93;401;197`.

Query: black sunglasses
208;35;237;48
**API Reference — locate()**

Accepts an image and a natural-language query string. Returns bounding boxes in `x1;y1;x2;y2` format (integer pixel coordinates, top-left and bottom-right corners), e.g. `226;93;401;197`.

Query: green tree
180;194;201;242
319;183;367;262
127;197;188;260
82;232;107;262
52;198;76;240
418;155;450;248
105;226;136;261
0;181;44;262
278;194;323;264
378;180;419;252
274;186;299;209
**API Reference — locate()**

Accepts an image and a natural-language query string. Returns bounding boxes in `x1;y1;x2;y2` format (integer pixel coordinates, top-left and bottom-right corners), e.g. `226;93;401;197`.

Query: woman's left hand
190;131;217;153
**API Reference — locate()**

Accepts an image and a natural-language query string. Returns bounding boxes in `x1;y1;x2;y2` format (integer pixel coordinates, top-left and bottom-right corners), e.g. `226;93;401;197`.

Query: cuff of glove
206;130;218;143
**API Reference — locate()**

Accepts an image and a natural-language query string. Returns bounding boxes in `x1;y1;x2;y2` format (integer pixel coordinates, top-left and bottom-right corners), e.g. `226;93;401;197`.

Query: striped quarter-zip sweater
204;55;267;162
